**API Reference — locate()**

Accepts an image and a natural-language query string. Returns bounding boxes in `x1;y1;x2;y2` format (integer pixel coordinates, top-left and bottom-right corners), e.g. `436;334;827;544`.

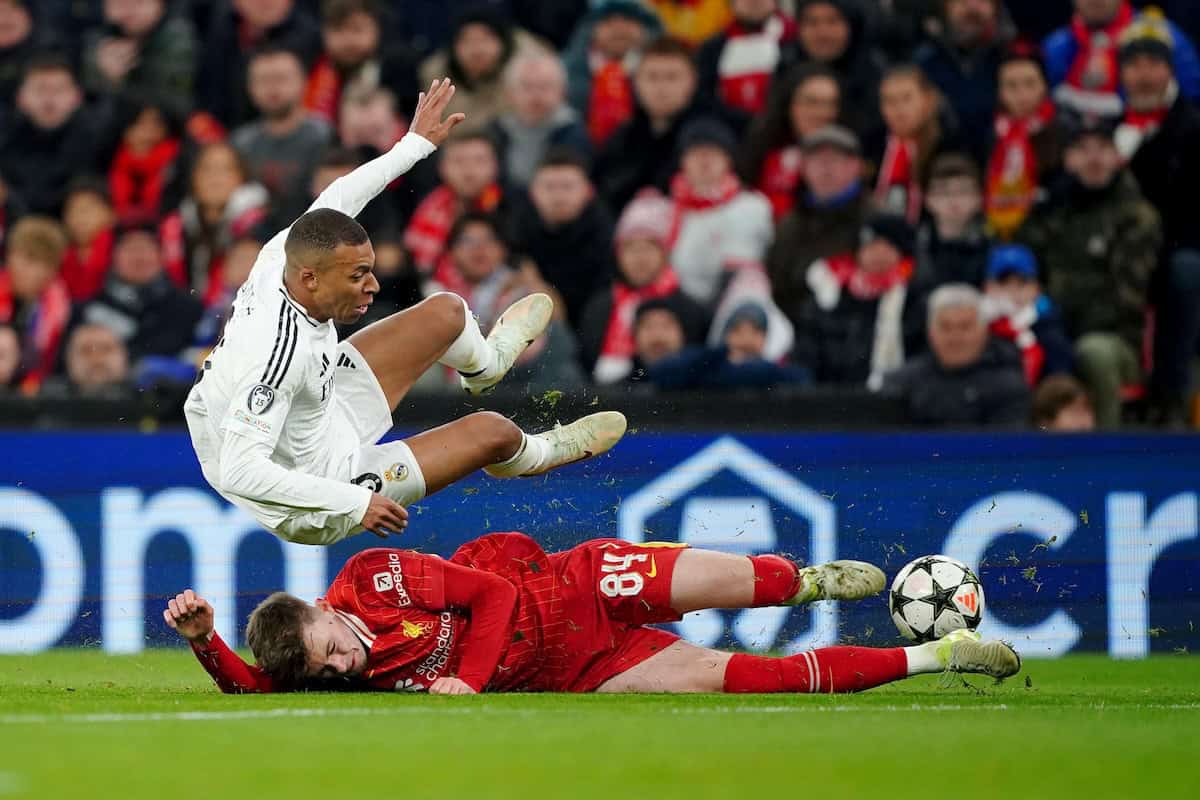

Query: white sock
903;642;942;676
438;295;496;379
484;433;552;478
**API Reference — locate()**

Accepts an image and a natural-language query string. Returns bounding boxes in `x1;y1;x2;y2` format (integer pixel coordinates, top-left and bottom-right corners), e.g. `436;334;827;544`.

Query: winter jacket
766;187;870;323
0;111;103;215
1123;95;1200;254
670;190;774;306
511;196;617;326
880;337;1031;427
646;345;811;391
82;14;198;108
1016;172;1162;351
76;273;203;363
562;2;663;122
914;34;1005;163
489;107;592;188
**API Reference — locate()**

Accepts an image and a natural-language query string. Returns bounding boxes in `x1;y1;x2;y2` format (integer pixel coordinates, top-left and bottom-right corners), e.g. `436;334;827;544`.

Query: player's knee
424;291;467;337
468;411;523;462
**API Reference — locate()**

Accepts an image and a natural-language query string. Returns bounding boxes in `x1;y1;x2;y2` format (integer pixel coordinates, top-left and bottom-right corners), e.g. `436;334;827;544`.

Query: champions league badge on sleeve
247;384;276;415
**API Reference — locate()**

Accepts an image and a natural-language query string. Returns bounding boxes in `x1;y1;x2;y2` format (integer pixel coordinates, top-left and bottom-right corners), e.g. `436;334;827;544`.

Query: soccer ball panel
889;555;986;643
900;598;935;638
930;559;966;588
900;569;934;600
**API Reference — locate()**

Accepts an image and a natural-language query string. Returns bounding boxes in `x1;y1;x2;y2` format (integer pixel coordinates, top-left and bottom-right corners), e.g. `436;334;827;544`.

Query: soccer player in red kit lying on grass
164;533;1021;695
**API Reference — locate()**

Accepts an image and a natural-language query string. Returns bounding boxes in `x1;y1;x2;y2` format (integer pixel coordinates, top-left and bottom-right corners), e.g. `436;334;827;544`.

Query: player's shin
721;647;908;694
438;295;498;379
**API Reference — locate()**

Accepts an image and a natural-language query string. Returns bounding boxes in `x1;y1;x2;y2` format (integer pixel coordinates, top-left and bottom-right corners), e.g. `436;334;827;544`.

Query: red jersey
191;534;687;694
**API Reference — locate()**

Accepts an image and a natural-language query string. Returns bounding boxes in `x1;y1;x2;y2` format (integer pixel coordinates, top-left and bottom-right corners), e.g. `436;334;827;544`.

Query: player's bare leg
666;548;887;614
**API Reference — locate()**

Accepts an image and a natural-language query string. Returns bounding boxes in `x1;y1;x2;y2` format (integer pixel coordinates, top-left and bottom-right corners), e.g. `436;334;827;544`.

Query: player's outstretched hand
428;677;477;695
408;78;466;146
361;493;409;538
163;589;214;645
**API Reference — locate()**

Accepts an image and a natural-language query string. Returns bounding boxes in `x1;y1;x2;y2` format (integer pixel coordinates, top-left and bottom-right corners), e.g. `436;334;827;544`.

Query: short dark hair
284;208;370;269
536;146;592;175
448;211;508;251
22;51;76;83
1032;375;1091;428
322;0;379;26
246;592;318;688
443;129;499;154
640;35;695;65
64;175;112;205
248;43;306;70
925;152;982;191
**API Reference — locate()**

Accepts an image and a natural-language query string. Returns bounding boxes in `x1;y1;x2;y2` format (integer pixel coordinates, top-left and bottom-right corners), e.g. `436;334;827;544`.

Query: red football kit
191;533;690;693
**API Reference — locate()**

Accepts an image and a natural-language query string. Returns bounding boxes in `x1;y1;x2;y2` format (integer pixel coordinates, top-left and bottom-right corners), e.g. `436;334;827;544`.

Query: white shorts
334;341;426;506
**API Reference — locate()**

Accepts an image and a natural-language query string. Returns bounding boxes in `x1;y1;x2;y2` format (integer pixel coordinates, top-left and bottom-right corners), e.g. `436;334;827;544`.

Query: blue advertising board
1;430;1198;659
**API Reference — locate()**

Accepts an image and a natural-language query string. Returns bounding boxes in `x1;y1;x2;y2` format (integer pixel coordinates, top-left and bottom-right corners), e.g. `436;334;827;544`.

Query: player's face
312;241;378;324
304;606;368;679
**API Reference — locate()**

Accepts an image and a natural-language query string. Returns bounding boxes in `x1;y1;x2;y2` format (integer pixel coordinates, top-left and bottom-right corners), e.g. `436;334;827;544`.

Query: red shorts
538;539;688;692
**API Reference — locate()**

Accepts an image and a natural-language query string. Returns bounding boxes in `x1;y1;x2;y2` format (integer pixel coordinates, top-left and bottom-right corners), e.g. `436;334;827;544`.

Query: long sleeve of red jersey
437;559;520;692
189;632;278;694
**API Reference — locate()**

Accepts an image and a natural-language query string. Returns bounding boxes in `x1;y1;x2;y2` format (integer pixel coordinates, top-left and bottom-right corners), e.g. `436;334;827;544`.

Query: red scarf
600;267;681;362
874;136;922;223
404;183;503;280
826;252;913;300
990;315;1045;385
304;55;343;124
1063;2;1134;112
985;99;1056;240
0;269;71;393
667;171;743;249
717;13;795;115
1124;106;1169;132
587;55;634;147
60;227;115;301
109;138;182;224
757;145;804;220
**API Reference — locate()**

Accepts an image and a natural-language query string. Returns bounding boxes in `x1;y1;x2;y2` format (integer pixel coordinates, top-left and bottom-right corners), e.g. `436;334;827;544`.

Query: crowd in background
0;0;1198;432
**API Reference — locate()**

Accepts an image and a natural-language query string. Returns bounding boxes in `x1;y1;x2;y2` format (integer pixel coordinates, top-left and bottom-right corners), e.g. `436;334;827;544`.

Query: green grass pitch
0;651;1196;800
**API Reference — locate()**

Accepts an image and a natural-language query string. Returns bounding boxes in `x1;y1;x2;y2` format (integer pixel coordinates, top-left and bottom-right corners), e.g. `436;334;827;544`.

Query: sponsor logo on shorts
384;462;408;483
384;552;412;607
247;384;275;415
414;612;455;680
373;572;393;592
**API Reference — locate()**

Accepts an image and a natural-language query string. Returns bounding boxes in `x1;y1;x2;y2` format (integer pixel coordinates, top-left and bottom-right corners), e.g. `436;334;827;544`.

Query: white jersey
184;133;436;544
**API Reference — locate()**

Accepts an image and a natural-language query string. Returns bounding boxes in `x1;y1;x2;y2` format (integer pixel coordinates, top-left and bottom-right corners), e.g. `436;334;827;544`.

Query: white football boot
787;561;887;604
485;411;628;477
935;629;1022;680
460;293;554;395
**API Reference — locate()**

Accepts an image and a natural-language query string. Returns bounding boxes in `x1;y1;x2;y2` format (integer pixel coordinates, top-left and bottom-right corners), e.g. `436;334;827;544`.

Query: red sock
750;555;800;606
722;647;908;694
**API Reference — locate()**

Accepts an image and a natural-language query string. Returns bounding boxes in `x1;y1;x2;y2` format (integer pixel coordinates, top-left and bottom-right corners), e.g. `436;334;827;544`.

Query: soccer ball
889;555;985;643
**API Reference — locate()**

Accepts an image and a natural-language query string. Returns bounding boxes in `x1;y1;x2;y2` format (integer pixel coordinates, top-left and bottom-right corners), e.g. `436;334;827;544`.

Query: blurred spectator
1017;114;1161;428
0;54;102;216
160;142;269;304
739;63;841;220
509;0;590;51
914;0;1010;162
1032;373;1097;431
232;45;333;223
107;97;184;225
1116;12;1200;422
579;189;708;383
793;212;917;387
304;0;419;126
646;0;732;47
766;124;869;326
511;148;614;326
198;0;321;128
913;152;991;293
0;169;29;256
490;51;590;188
0;216;70;392
82;0;197;105
647;299;810;390
60;178;117;302
984;44;1063;240
594;36;707;213
882;283;1031;426
980;243;1074;384
425;212;584;391
337;86;407;156
40;322;133;400
872;64;958;223
308;147;402;274
1044;0;1200;117
630;295;705;379
792;0;884;135
668;117;773;306
78;223;203;364
192;234;262;350
562;1;660;149
404;131;504;282
419;7;545;135
0;321;17;391
697;0;796;125
0;0;39;106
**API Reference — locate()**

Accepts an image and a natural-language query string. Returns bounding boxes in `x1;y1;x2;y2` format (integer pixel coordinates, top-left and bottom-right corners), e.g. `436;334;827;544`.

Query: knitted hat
721;301;769;336
860;213;915;257
1119;9;1174;65
679;117;739;159
615;189;674;247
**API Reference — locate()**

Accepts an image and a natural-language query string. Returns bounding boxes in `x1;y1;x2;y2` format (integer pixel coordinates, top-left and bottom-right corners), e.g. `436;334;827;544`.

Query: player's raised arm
306;78;466;221
164;590;278;694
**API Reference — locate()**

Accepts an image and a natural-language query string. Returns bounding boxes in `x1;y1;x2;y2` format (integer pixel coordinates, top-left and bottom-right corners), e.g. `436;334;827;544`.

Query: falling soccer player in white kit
185;79;627;545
